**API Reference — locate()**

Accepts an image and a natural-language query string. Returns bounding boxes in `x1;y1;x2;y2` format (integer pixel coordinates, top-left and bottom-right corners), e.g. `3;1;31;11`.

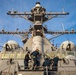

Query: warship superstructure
0;2;76;75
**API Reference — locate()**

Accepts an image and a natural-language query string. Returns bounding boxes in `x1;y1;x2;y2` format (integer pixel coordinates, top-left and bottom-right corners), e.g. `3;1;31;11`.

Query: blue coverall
52;56;60;71
31;50;40;70
43;58;52;75
24;52;30;69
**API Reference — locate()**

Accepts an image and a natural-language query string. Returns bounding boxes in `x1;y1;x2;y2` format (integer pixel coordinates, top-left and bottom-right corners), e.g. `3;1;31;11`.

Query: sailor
52;56;61;71
31;47;40;70
43;57;53;75
24;51;31;69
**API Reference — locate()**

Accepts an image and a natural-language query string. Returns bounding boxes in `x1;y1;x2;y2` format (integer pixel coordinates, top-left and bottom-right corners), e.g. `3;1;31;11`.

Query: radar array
0;2;76;37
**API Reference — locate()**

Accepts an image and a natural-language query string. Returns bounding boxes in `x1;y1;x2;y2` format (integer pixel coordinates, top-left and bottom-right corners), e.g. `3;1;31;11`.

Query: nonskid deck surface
0;50;76;75
0;58;76;75
14;69;76;75
16;65;76;75
1;70;76;75
0;61;76;75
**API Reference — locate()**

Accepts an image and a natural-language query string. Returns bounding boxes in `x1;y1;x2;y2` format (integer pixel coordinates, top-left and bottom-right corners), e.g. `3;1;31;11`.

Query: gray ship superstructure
0;2;76;75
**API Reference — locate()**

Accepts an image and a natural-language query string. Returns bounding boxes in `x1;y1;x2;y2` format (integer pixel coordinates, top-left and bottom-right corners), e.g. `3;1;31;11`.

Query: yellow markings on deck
0;52;26;59
0;51;75;59
1;53;9;58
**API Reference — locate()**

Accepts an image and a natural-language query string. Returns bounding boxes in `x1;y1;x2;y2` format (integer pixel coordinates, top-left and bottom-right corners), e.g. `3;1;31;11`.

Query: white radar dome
60;41;75;51
4;40;20;50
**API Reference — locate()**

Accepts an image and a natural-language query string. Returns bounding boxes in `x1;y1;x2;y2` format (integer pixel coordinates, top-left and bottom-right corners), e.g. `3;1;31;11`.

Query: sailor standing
52;56;60;71
31;48;40;70
24;51;31;69
43;58;53;75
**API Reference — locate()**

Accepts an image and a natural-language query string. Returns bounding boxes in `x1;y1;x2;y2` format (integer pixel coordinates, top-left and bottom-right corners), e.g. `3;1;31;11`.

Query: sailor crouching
24;51;31;69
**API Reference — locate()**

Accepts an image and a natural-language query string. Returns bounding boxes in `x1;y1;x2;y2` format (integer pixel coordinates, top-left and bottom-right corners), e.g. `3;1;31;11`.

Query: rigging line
61;18;70;42
64;31;70;43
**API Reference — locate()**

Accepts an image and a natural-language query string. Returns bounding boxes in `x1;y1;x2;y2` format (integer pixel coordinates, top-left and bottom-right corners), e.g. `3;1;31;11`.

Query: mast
1;2;71;52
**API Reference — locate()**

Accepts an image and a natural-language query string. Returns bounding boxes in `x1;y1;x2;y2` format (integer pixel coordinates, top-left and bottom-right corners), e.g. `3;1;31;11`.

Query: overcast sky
0;0;76;49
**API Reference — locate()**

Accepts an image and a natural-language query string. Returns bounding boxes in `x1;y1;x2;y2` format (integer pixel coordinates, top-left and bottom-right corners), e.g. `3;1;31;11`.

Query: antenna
61;23;65;31
62;7;64;12
12;8;14;12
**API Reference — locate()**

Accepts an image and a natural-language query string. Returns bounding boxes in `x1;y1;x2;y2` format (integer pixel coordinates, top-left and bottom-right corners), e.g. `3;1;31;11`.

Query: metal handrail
19;65;76;71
